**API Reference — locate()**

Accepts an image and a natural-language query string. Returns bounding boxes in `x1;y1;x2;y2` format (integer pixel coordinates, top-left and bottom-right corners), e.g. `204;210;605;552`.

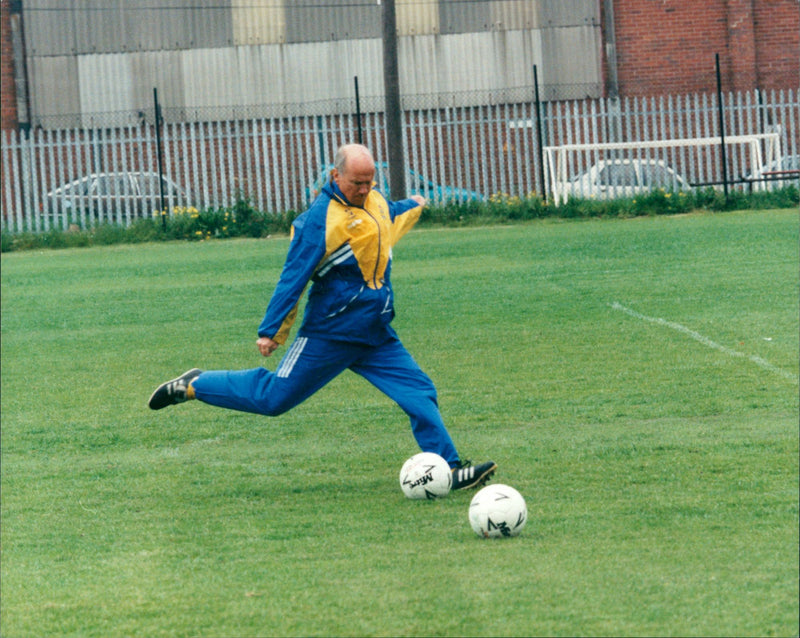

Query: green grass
2;209;798;637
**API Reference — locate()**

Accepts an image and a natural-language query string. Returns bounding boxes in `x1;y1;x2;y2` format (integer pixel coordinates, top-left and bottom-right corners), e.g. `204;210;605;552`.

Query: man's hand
410;194;426;207
257;336;279;357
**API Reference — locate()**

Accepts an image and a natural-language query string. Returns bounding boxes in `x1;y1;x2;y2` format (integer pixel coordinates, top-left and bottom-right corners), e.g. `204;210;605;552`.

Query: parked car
558;158;690;201
306;162;485;205
44;171;189;220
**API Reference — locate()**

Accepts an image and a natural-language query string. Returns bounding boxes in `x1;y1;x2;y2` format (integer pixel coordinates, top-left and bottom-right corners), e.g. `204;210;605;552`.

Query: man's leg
349;336;460;467
154;337;357;415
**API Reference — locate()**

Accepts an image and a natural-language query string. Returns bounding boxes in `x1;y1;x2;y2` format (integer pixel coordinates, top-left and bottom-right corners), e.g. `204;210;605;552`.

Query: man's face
333;153;375;208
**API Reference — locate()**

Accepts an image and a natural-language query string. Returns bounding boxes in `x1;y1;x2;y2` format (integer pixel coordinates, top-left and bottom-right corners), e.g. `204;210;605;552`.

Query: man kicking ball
149;143;496;491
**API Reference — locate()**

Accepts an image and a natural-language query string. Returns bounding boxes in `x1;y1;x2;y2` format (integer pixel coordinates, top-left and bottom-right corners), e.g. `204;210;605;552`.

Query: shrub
92;223;129;246
0;231;12;253
2;186;797;253
126;218;164;244
631;189;693;216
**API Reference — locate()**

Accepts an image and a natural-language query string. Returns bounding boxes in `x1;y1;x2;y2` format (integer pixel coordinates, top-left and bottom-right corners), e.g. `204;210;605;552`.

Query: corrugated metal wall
233;0;284;44
22;0;602;129
25;0;234;55
285;0;381;42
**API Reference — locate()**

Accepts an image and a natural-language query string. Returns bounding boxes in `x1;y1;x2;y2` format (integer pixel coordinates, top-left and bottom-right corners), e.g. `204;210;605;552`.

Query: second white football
468;483;527;538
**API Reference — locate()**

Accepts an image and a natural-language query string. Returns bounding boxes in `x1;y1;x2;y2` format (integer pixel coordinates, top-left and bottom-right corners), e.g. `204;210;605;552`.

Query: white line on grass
610;302;799;383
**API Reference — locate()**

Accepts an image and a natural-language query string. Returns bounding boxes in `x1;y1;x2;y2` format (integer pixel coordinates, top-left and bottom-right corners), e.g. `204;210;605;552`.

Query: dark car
44;171;189;220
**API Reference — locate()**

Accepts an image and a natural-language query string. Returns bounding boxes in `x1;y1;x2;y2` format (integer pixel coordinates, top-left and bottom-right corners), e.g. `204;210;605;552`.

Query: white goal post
543;132;782;205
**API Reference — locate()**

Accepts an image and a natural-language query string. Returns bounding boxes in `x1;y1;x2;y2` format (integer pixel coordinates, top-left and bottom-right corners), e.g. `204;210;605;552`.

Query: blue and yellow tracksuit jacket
191;178;460;464
258;179;423;346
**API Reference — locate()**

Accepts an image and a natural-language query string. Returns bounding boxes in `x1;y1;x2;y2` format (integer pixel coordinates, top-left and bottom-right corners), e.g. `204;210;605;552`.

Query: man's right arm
257;214;326;346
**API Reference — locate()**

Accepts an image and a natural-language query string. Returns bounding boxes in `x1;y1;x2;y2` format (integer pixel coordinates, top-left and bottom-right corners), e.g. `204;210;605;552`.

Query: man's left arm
388;195;426;241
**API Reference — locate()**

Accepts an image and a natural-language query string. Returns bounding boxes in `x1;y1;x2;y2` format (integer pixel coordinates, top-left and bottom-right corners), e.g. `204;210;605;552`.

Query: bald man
149;144;496;490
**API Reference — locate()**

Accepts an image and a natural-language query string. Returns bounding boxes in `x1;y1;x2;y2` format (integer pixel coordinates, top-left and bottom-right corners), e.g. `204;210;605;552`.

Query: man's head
333;144;375;208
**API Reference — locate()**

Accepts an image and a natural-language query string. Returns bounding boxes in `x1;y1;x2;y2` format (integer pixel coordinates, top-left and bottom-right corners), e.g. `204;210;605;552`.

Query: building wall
610;0;799;95
752;0;800;90
1;0;799;131
3;0;603;129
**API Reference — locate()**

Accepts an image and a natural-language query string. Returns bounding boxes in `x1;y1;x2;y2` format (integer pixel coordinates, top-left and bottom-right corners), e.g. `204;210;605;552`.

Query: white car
559;158;690;200
45;171;189;219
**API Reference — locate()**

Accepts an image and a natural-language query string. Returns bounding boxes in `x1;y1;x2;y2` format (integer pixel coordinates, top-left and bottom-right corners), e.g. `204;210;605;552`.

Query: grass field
2;209;798;637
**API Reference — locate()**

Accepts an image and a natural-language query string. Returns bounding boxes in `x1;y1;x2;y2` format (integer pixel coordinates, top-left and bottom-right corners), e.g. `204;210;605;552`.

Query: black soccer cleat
148;368;203;410
451;460;497;490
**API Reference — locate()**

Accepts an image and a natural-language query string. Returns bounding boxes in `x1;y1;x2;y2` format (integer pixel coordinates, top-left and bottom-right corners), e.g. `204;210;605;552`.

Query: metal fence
2;87;798;233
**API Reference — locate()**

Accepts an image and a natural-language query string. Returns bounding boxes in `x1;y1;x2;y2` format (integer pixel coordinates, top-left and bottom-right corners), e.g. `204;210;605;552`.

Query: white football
399;452;452;500
469;484;527;538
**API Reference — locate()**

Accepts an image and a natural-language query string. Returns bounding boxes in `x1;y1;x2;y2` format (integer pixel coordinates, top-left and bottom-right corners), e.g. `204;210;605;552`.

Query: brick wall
611;0;799;96
0;0;17;131
753;0;800;90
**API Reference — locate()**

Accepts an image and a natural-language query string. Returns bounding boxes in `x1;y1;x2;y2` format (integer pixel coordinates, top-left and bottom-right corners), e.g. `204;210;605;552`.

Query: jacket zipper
363;207;382;289
333;187;383;290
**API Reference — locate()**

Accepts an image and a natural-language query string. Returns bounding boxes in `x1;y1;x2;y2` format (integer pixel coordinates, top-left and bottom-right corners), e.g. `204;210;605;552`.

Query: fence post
382;0;406;200
715;53;729;200
354;76;363;145
533;65;546;201
153;88;166;229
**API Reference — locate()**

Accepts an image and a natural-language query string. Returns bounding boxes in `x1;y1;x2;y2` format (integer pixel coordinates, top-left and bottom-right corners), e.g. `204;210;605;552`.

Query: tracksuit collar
323;179;377;209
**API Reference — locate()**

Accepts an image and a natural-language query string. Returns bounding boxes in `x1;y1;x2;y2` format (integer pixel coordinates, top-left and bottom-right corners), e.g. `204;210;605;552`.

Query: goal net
543;132;782;205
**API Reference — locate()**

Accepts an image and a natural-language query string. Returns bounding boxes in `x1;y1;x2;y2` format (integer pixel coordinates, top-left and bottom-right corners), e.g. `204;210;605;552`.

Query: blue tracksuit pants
191;334;459;467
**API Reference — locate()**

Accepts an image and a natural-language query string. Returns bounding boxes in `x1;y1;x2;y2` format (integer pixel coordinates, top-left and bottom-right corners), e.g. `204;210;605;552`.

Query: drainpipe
603;0;621;143
603;0;619;99
9;0;31;132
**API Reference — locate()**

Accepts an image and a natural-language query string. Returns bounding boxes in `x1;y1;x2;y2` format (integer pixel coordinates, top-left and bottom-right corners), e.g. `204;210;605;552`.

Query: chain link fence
3;86;798;233
28;83;599;130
